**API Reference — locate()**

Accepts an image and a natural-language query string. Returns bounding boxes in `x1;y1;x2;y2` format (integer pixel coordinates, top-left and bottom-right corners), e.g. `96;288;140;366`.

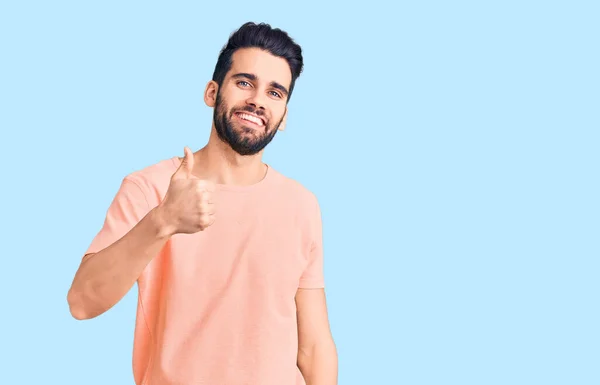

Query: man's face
212;47;292;156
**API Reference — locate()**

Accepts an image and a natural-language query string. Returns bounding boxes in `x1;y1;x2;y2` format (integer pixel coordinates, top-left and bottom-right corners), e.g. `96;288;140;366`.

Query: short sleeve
298;196;325;289
84;176;151;256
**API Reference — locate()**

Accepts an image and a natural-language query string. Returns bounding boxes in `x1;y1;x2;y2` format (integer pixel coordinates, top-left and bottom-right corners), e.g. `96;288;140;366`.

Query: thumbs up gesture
157;147;216;235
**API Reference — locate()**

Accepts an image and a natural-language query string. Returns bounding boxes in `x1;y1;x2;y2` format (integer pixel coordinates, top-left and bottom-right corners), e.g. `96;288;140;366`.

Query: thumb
174;146;195;179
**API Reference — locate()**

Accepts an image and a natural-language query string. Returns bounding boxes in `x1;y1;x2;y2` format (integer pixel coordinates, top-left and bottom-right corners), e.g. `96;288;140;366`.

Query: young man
67;22;338;385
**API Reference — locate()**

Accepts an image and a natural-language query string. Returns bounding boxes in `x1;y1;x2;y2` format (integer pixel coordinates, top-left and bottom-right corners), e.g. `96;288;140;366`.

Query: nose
246;91;267;110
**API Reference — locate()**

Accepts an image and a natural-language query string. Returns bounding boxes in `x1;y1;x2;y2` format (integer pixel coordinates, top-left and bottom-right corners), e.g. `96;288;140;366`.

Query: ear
278;107;288;131
204;80;218;107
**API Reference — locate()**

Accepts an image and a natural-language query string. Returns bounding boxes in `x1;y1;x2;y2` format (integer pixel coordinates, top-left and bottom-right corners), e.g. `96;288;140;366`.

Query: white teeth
239;113;264;126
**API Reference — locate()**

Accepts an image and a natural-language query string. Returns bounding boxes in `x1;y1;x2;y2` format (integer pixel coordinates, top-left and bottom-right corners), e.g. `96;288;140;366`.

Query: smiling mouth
235;112;266;127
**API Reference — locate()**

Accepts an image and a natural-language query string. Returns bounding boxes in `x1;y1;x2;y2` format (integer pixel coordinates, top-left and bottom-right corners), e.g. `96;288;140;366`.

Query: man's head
204;22;304;156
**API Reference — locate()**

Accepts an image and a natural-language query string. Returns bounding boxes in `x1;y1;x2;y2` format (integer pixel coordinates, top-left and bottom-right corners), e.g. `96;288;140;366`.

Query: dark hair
212;22;304;101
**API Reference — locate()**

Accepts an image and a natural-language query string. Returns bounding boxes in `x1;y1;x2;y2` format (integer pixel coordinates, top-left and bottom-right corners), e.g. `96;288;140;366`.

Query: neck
192;126;267;186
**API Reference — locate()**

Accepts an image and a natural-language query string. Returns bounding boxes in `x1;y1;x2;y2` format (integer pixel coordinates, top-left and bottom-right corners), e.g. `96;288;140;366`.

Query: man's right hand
156;147;216;236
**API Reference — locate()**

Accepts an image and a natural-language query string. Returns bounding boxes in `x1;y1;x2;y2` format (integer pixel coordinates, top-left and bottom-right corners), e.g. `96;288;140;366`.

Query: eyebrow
231;72;289;97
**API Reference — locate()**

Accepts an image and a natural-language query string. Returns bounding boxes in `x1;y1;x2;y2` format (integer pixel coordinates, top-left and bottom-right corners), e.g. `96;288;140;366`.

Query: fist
158;147;216;235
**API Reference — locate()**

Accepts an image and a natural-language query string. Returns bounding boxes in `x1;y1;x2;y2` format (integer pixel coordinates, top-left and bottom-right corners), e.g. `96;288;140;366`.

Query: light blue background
1;1;598;384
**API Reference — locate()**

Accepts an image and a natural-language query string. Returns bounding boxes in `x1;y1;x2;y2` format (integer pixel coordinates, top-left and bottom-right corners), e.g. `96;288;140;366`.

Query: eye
237;80;251;87
269;91;282;98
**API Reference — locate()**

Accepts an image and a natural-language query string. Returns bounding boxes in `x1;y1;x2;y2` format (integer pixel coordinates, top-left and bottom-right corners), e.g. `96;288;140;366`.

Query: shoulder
120;156;178;201
268;166;320;211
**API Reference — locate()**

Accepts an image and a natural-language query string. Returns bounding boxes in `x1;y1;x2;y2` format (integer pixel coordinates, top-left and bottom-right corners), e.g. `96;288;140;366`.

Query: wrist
150;205;176;239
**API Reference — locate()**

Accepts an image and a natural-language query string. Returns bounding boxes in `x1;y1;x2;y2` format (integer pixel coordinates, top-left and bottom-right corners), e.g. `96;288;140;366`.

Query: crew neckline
170;156;275;193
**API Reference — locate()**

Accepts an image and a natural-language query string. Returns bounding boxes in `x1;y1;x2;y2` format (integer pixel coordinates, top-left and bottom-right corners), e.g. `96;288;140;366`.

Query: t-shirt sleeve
84;176;151;257
298;195;325;289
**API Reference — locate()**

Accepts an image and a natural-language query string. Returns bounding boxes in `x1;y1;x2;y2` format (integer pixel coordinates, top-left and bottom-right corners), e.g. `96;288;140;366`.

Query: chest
164;196;312;294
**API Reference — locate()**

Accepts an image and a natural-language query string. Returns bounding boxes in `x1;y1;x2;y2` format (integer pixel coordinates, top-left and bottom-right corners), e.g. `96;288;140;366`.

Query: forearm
298;339;338;385
67;206;172;320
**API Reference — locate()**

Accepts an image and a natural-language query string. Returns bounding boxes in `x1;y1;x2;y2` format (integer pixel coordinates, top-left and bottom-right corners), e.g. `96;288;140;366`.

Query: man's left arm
296;287;338;385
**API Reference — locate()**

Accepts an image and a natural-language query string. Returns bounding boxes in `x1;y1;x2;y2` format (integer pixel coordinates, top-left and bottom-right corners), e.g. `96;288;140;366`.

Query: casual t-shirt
84;156;325;385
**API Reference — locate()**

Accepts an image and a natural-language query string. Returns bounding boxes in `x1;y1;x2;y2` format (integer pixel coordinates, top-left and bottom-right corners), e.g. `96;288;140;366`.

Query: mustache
233;105;266;117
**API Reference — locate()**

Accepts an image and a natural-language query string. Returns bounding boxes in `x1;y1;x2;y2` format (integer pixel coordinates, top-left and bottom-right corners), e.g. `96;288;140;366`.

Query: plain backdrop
1;1;598;384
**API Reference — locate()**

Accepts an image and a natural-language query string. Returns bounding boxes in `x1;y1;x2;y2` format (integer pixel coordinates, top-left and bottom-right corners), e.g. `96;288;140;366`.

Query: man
67;22;338;385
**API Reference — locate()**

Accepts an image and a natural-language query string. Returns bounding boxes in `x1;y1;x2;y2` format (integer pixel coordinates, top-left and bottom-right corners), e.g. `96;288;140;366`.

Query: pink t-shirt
85;156;325;385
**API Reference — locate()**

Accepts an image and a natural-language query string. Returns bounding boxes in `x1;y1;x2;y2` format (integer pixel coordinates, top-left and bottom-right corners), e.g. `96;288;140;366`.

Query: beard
213;91;283;156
